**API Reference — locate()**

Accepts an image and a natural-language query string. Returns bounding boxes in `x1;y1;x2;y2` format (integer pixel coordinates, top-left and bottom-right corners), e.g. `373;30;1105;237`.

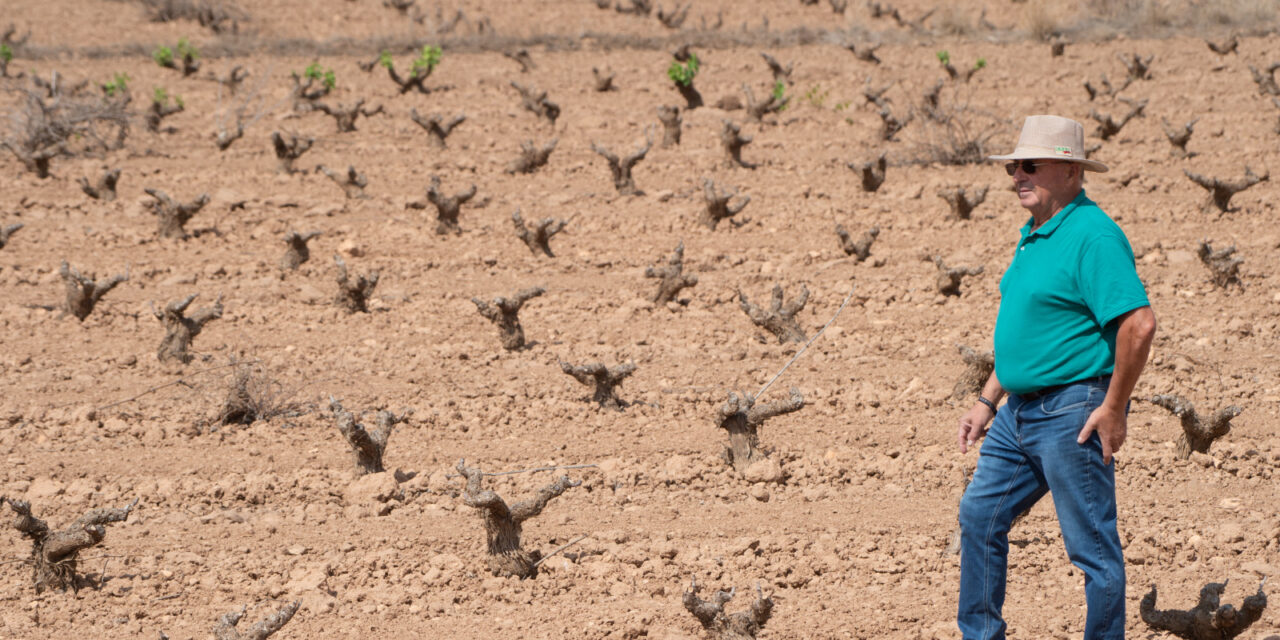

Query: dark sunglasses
1004;160;1059;176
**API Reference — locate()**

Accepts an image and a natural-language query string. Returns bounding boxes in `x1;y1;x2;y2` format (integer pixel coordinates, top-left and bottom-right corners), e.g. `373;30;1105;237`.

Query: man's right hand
957;403;994;454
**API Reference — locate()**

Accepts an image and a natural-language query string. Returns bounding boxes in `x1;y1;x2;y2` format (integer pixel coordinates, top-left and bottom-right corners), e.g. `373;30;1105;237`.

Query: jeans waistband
1019;375;1110;401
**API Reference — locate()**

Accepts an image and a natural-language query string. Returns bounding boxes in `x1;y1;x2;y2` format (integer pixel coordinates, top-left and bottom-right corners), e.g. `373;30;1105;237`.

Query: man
955;115;1157;640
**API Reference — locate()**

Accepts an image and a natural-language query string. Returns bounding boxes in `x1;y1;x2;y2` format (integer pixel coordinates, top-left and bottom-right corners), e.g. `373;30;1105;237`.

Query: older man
955;115;1157;640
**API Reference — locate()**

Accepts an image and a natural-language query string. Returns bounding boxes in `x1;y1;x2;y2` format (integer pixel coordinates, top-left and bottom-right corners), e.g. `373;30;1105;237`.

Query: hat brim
988;151;1108;173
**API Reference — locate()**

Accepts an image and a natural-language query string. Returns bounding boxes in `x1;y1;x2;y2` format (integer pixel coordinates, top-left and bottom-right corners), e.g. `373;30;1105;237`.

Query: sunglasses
1004;160;1059;176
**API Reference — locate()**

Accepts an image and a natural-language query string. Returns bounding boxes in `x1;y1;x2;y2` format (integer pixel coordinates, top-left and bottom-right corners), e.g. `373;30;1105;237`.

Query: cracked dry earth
2;0;1280;638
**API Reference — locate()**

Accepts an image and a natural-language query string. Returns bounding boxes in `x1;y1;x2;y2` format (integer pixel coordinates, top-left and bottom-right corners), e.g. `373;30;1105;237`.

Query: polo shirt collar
1020;189;1091;239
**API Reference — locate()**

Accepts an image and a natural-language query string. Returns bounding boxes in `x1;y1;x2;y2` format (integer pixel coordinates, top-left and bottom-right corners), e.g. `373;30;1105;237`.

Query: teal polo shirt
994;190;1149;395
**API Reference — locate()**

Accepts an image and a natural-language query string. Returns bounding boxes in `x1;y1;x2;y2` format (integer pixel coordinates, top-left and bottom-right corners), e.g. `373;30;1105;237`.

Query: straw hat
988;114;1108;173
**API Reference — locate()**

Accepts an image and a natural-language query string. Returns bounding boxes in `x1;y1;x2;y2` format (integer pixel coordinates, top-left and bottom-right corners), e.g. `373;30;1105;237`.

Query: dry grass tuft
211;358;309;427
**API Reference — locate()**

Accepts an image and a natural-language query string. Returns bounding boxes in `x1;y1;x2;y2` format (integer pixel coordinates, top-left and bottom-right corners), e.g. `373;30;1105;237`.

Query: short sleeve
1077;230;1150;327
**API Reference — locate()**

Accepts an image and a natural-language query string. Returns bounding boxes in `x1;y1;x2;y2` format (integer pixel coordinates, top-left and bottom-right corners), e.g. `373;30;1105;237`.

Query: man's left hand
1078;404;1127;465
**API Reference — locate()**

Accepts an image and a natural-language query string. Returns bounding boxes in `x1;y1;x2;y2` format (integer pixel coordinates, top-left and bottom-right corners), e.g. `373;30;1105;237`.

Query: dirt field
2;0;1279;638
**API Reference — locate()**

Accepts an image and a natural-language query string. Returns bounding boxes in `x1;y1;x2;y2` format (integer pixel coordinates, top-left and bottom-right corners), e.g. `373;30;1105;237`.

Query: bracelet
976;396;998;415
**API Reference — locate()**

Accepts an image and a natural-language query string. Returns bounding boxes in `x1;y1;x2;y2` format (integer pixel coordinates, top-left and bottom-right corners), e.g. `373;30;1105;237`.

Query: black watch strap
977;396;998;415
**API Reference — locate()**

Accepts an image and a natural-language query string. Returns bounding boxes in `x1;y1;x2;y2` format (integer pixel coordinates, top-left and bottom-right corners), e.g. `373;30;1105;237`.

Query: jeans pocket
1039;386;1099;416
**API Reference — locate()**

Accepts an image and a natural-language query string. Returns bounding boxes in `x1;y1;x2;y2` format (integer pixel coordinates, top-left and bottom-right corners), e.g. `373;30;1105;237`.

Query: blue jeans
957;378;1125;640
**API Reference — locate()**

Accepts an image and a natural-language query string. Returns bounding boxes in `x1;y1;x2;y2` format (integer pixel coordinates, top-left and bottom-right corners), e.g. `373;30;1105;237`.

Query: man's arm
1078;305;1156;464
958;372;1005;454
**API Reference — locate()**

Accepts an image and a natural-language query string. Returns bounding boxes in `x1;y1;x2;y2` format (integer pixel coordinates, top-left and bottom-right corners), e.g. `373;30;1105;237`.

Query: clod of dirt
932;256;984;296
455;459;581;579
511;209;565;257
1147;394;1242;459
59;260;127;321
702;178;750;229
739;284;808;343
937;186;988;220
511;81;560;125
152;293;223;363
720;120;754;169
848;152;886;192
409;109;465;149
333;254;379;313
505;138;557;175
591;132;653;195
77;168;120;201
270;131;313;174
314;99;384;133
559;360;636;410
214;600;300;640
4;496;137;593
656;105;681;147
716;388;804;474
1139;579;1267;640
645;241;698;305
316;165;368;199
280;230;320;271
1183;167;1269;213
1197;240;1244;289
329;397;407;475
408;175;477;235
145;187;210;239
682;578;774;640
472;286;545;350
952;344;994;400
835;224;878;261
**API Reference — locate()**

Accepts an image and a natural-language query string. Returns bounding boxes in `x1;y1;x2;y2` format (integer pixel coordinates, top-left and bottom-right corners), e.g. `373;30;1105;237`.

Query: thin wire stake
94;360;259;412
755;284;857;399
446;463;598;479
532;534;588;569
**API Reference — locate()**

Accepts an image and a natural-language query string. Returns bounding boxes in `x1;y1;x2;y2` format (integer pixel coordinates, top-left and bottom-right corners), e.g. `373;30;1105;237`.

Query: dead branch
145;188;210;239
158;49;200;78
1147;394;1243;459
316;164;368;199
932;256;984;296
702;178;750;229
289;72;329;113
645;240;698;304
328;397;406;475
270;131;313;174
742;83;787;122
878;106;911;141
937;185;988;220
511;81;560;126
1196;240;1244;290
592;67;615;92
848;152;886;192
280;230;320;270
863;77;892;109
835;224;878;261
1161;117;1199;158
408;175;477;235
844;42;881;64
145;97;183;133
383;0;414;13
0;222;22;249
472;286;545;350
591;132;653;195
1089;98;1147;141
657;105;681;147
1248;63;1280;96
829;0;849;14
77;168;121;201
952;344;994;400
1140;579;1267;639
2;84;131;178
4;497;137;593
383;58;434;95
505;138;557;175
214;358;306;427
716;388;804;474
721;120;755;169
152;293;222;363
1206;35;1238;56
615;0;654;15
409;109;465;149
511;208;565;257
213;601;300;640
333;254;379;313
313;99;383;133
503;48;536;72
683;578;774;640
759;52;792;85
739;284;807;343
1117;52;1154;80
59;260;127;321
215;65;249;95
455;459;581;578
1184;167;1269;213
656;2;690;28
560;361;636;410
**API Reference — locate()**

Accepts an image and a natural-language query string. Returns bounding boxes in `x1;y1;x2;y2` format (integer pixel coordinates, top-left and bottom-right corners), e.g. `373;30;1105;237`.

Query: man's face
1010;160;1078;215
